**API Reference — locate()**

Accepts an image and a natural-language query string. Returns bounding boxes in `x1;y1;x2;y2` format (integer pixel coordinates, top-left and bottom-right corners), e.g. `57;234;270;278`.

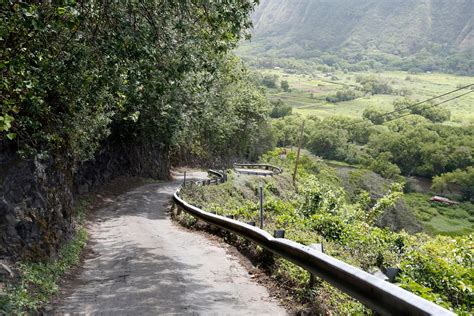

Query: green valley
257;68;474;124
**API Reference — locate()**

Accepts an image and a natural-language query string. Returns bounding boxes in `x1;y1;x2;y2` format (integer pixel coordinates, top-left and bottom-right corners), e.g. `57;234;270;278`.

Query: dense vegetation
433;168;474;202
248;64;474;234
239;0;474;75
172;56;273;163
0;1;265;164
271;114;474;194
180;149;473;314
247;66;473;204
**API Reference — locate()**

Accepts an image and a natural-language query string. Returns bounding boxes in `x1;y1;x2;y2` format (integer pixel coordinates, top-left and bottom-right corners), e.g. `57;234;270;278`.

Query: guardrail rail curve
173;166;454;316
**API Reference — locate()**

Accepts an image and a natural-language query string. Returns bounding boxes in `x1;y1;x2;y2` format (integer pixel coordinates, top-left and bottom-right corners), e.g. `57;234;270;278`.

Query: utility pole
259;182;264;229
293;120;305;184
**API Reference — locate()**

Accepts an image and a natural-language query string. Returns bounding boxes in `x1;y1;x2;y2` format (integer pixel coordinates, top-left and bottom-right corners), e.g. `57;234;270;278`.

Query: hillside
239;0;474;74
179;149;473;314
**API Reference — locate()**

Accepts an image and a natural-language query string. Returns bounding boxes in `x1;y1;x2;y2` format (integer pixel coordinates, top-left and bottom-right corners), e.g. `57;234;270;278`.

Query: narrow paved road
54;171;286;315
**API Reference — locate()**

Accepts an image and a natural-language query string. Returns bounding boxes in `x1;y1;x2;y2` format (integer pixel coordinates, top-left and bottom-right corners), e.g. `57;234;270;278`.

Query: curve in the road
53;171;287;315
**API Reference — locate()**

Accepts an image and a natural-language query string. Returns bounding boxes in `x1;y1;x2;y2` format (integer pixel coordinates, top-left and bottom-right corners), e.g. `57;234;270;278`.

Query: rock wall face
74;143;170;195
0;142;169;260
0;150;73;260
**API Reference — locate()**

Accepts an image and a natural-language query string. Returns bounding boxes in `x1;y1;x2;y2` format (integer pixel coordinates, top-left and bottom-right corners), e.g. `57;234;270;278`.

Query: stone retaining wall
0;141;169;260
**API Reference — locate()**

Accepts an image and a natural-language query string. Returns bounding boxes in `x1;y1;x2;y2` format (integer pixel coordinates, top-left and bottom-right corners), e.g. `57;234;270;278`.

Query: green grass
0;229;87;314
261;69;474;123
0;199;91;315
403;193;474;236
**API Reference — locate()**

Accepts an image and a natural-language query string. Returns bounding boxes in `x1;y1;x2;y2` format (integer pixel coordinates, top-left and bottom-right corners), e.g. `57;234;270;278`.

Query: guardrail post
274;230;285;238
384;267;400;283
183;171;186;187
308;243;324;287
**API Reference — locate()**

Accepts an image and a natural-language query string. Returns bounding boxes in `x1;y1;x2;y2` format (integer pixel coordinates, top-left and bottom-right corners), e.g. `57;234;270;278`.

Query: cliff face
249;0;474;55
0;149;74;260
0;142;169;260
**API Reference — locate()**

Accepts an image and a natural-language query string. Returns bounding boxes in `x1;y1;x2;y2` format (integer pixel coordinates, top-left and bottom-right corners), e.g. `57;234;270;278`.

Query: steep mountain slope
251;0;473;53
240;0;474;73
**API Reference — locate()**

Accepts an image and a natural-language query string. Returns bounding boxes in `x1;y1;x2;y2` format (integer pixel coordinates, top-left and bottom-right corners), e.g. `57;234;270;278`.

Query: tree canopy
1;1;260;163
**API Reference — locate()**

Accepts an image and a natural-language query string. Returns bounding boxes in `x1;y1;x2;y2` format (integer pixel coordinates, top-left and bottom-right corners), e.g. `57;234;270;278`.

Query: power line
362;83;473;124
383;90;473;123
319;79;473;122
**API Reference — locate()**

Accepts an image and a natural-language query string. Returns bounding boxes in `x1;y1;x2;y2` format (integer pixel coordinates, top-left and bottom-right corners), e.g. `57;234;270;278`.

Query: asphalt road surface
53;171;286;315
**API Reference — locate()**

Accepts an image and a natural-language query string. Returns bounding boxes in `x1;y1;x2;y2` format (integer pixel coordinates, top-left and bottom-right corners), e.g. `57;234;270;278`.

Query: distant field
260;69;474;124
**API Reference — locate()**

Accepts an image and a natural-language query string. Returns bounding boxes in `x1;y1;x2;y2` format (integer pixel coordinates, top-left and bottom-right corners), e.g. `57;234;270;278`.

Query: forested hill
240;0;474;74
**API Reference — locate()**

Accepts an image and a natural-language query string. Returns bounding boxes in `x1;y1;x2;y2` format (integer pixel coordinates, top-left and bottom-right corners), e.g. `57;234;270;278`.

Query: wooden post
259;182;264;229
293;121;305;184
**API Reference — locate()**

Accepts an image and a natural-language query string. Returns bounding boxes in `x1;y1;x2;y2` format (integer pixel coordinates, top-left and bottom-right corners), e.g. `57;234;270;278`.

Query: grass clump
0;200;89;314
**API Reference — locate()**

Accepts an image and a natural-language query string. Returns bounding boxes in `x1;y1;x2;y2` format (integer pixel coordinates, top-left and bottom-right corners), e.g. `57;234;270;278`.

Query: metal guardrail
186;169;226;186
233;163;283;176
173;167;454;315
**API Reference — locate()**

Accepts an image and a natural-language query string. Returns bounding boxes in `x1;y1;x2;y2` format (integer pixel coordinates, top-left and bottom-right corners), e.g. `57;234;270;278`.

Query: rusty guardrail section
173;167;454;315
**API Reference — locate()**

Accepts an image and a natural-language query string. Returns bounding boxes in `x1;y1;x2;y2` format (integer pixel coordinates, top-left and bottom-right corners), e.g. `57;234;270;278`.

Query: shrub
270;99;293;118
325;89;359;103
398;235;474;312
280;80;290;92
432;167;474;201
356;75;393;95
180;150;473;313
368;152;401;179
261;74;279;88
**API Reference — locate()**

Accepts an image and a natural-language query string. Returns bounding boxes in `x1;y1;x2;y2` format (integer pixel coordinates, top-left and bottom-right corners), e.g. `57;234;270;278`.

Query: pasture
261;69;474;124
